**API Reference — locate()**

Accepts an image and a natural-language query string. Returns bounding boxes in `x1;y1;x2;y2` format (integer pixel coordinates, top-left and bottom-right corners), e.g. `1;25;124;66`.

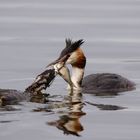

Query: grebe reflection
47;91;85;137
46;90;125;137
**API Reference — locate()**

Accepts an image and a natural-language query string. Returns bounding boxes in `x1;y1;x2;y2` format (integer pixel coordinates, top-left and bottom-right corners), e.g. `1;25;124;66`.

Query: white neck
56;64;85;91
69;67;85;91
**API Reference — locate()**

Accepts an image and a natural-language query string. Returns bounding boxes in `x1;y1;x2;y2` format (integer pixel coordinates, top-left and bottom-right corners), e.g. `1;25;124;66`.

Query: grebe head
47;39;86;91
47;39;84;67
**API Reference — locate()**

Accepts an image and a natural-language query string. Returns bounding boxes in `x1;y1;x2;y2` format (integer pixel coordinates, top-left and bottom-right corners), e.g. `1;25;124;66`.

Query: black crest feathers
46;39;84;67
59;39;84;59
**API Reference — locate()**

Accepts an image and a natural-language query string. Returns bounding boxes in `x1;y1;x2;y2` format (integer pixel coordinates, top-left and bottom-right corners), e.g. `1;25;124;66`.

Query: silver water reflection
47;91;85;137
46;90;125;137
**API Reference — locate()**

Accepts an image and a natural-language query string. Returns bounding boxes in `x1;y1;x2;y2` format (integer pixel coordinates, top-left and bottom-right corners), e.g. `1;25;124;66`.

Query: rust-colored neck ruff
71;48;86;69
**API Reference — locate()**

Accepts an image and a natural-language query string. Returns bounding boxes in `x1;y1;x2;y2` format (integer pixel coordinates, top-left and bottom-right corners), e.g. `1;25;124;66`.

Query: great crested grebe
47;39;135;94
0;54;71;106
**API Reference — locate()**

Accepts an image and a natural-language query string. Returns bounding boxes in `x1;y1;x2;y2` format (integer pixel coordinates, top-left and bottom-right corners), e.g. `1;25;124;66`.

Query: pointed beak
47;54;70;68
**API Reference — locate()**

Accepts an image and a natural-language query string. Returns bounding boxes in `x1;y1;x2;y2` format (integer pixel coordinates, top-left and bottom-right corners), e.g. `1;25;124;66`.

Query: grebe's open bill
47;39;84;68
46;54;70;68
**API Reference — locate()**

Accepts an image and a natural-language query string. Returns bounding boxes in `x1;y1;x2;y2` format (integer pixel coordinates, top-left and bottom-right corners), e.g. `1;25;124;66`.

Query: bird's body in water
0;54;71;106
47;39;135;94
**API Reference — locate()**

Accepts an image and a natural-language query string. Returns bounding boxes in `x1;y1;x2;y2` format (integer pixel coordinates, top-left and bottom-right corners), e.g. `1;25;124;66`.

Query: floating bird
0;54;71;106
47;39;135;94
26;54;71;95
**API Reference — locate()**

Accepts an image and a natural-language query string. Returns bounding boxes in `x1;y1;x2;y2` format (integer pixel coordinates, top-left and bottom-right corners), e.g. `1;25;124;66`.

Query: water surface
0;0;140;140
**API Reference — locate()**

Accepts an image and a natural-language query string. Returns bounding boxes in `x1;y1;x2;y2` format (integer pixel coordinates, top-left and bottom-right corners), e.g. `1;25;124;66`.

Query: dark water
0;0;140;139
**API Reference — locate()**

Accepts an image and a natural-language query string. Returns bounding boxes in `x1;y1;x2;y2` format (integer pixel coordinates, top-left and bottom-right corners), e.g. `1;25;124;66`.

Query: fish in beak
47;54;75;92
47;39;84;92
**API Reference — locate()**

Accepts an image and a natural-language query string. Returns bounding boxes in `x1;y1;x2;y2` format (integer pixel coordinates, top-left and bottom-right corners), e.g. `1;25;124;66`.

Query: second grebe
47;39;135;94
